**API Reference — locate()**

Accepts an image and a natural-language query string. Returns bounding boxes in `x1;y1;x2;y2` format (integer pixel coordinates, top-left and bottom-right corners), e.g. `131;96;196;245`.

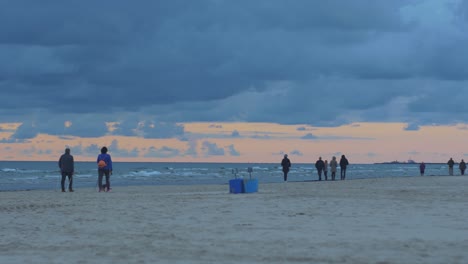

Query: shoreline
1;176;468;263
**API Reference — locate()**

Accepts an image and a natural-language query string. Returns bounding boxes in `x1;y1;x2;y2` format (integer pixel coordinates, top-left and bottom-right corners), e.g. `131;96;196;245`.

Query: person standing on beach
339;155;349;180
323;159;328;181
330;156;338;180
281;154;291;182
447;158;455;176
97;146;113;192
419;162;426;176
315;157;325;181
58;148;74;192
459;159;466;175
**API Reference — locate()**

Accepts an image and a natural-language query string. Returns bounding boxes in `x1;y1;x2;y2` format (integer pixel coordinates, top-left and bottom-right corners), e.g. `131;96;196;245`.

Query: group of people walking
58;146;113;192
281;154;349;182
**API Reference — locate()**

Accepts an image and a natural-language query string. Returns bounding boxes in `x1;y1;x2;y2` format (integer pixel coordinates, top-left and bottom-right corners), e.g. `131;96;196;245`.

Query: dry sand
1;176;468;264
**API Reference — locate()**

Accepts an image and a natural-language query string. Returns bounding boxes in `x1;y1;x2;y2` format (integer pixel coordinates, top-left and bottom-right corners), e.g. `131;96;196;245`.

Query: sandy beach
1;176;467;264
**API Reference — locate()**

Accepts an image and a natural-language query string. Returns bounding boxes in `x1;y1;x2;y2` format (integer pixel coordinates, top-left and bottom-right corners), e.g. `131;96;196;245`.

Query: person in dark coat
281;154;291;182
459;159;466;175
315;157;325;181
339;154;349;180
419;162;426;176
58;148;74;192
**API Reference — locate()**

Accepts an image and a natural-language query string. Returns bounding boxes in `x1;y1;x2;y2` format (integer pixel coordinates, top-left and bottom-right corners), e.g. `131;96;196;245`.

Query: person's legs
61;172;67;192
67;173;73;191
449;167;453;176
318;170;322;181
98;169;104;191
283;171;288;181
331;172;335;180
343;168;346;180
105;170;111;191
324;171;328;181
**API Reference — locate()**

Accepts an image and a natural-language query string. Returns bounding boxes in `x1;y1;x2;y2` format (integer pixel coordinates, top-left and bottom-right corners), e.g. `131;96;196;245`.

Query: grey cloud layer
1;0;467;138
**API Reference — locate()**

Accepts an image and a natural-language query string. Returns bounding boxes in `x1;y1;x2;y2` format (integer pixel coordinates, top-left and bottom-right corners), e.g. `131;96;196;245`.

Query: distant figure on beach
330;156;338;180
419;162;426;176
97;147;113;192
447;158;455;176
281;154;291;182
323;160;328;181
459;159;466;175
339;155;349;180
315;157;325;181
58;148;74;192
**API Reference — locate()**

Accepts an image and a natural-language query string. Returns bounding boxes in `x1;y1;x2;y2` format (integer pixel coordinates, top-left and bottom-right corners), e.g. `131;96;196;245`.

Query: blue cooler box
229;178;244;194
244;179;258;193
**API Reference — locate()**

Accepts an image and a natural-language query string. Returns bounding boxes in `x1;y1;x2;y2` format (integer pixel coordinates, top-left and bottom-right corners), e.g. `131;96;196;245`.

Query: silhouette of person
330;156;338;180
459;159;466;175
58;148;74;192
419;162;426;176
447;158;455;176
315;157;325;181
323;160;328;181
339;155;349;180
97;146;113;192
281;154;291;182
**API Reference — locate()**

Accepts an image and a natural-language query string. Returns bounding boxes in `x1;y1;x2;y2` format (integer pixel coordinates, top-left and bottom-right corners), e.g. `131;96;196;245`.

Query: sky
1;0;468;164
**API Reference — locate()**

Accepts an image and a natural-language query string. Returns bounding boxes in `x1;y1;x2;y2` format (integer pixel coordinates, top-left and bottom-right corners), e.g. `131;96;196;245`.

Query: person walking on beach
330;156;338;180
97;146;113;192
339;154;349;180
323;159;328;181
315;157;325;181
459;159;466;175
419;162;426;176
281;154;291;182
447;158;455;176
58;148;74;192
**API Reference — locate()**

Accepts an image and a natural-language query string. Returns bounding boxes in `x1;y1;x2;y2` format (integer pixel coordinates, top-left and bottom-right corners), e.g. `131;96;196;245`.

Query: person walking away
330;156;338;180
339;154;349;180
315;157;325;181
58;148;74;192
323;160;328;181
97;146;113;192
447;158;455;176
419;162;426;176
459;159;466;175
281;154;291;182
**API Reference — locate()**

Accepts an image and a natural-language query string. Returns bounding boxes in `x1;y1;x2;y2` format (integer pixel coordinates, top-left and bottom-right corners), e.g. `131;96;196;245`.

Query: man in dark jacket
315;157;325;181
58;148;74;192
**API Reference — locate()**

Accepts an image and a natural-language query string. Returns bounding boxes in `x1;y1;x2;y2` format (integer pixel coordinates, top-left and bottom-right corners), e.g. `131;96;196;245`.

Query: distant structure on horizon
375;159;417;164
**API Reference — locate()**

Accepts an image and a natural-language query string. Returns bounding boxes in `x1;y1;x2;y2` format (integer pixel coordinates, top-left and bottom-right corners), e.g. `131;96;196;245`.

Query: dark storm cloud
1;0;467;135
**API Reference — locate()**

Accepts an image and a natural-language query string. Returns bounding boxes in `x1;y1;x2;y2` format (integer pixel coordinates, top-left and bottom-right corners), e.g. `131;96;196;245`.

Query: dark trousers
317;169;322;181
324;170;328;181
461;169;465;176
341;168;347;180
98;169;111;190
283;170;288;181
61;172;73;190
331;171;336;181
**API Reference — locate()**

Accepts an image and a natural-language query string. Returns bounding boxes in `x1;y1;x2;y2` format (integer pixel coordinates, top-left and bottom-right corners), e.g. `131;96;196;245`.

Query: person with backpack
97;146;113;192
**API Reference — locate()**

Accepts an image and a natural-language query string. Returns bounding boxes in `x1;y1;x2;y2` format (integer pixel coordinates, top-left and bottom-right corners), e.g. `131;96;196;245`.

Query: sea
0;161;453;191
